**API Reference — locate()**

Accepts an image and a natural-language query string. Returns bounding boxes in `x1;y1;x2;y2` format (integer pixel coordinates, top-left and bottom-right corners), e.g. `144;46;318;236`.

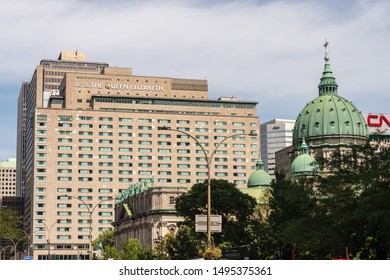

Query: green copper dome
247;158;271;188
291;138;319;177
292;41;369;147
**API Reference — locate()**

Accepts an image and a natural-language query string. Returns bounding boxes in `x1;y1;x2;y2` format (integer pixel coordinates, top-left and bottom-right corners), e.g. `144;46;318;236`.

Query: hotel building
0;158;17;198
17;51;260;259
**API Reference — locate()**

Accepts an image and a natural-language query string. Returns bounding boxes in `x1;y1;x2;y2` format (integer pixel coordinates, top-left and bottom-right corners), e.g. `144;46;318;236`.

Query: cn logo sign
367;114;390;127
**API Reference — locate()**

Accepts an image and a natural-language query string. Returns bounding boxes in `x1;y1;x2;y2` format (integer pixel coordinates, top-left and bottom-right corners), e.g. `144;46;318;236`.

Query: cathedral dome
292;41;369;147
291;138;319;177
247;158;271;188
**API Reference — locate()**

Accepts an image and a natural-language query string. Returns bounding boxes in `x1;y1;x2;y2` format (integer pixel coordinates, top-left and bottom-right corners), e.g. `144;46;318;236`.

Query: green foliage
175;179;257;246
264;145;390;259
92;229;118;259
164;225;200;260
0;208;24;240
118;238;150;260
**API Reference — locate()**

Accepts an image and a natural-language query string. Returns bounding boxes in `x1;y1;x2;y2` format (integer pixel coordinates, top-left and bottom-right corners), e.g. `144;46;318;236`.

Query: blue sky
0;0;389;159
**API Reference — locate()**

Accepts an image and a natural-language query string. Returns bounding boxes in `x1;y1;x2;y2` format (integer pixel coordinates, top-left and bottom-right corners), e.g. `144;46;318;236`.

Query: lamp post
62;195;113;260
0;245;13;260
36;220;58;260
15;229;32;258
158;126;257;246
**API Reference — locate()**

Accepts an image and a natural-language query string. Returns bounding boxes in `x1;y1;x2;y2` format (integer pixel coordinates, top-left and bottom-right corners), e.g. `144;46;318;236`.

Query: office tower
17;51;259;259
260;119;295;178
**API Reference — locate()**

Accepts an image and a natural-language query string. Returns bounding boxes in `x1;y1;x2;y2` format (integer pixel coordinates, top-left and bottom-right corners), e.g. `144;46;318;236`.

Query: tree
0;208;23;239
175;179;257;246
164;225;200;260
92;229;118;259
117;238;150;260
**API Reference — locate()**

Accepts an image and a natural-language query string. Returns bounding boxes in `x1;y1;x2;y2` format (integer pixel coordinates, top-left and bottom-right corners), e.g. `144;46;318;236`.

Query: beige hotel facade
17;51;260;260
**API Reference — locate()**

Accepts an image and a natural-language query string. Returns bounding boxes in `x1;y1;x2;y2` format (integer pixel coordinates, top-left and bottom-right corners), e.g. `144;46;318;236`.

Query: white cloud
0;0;389;157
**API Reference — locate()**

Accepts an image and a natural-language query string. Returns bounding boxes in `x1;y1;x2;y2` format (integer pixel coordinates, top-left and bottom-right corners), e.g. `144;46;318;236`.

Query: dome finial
324;38;330;62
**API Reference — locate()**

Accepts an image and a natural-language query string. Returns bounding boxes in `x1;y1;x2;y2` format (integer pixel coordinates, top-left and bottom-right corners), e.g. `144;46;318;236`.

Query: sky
0;0;389;160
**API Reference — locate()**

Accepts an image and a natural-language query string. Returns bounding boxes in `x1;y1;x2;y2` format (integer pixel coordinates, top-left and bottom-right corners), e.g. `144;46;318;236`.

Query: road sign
24;256;33;260
195;214;222;233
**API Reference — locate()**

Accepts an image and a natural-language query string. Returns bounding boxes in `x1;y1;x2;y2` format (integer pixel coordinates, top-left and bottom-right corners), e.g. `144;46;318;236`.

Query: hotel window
196;172;208;176
79;139;93;143
37;145;46;150
177;120;190;124
57;177;72;181
196;128;208;132
139;155;152;160
215;172;228;177
233;173;247;177
196;135;208;140
158;134;171;139
58;138;72;143
233;151;245;155
99;170;113;174
58;116;72;122
78;169;92;174
214;121;227;126
234;180;246;184
99;139;112;144
119;155;133;160
138;140;152;145
158;171;172;176
100;154;113;159
233;122;245;126
139;170;152;175
158;119;171;124
99;188;113;193
195;157;206;162
250;123;257;127
79;146;92;151
99;124;113;129
37;114;47;121
57;188;72;192
177;179;190;184
78;188;93;193
177;156;190;161
139;163;152;168
78;154;92;158
58;146;72;150
119;170;132;175
178;171;190;176
78;177;93;182
138;125;152;130
99;147;113;152
37;137;47;142
169;196;176;204
58;153;72;158
99;132;112;136
215;165;228;169
99;177;113;182
37;130;47;135
233;129;245;133
138;118;152;123
119;178;132;182
195;121;208;125
119;125;132;129
139;148;152;153
35;195;46;200
79;162;93;166
158;178;172;183
58;123;72;128
37;122;46;127
119;140;132;145
119;132;132;137
99;117;113;121
196;164;207;169
79;131;93;136
214;128;227;133
57;169;72;174
177;164;190;168
158;163;171;168
99;162;113;167
79;123;93;128
80;116;93;120
119;117;132;122
158;148;171;153
138;133;152;138
119;163;132;167
233;144;245;148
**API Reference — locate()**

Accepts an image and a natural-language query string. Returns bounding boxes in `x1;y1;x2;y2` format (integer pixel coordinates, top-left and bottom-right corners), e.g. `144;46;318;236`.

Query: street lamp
0;245;13;260
16;229;32;258
36;220;58;260
158;126;257;246
62;195;113;260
